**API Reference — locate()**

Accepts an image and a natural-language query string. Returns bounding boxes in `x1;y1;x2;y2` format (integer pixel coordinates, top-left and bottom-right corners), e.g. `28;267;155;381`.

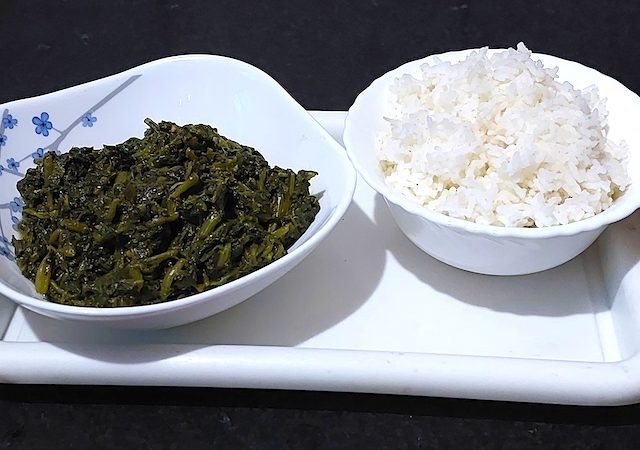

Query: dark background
2;0;640;448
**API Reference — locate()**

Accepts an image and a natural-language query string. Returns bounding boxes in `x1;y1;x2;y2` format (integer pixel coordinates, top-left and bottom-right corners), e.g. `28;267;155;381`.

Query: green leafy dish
13;119;320;307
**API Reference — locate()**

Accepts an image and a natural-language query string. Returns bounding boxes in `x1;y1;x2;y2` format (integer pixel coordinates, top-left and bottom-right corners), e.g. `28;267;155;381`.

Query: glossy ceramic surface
343;49;640;275
0;56;357;328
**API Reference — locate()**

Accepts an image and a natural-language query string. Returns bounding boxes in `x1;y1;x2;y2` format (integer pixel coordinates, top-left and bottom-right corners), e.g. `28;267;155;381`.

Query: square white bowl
0;55;356;329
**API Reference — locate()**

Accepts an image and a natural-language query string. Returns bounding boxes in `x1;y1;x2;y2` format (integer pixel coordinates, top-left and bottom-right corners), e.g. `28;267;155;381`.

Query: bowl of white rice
343;43;640;275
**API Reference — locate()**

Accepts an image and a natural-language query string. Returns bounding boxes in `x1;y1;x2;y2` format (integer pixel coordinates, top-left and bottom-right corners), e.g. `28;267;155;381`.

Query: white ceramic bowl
0;55;356;328
343;49;640;276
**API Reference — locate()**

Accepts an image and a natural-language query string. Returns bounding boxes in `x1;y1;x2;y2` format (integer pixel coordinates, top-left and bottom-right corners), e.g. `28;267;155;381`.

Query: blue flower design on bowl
32;148;45;161
81;112;97;127
0;236;15;260
2;114;18;129
9;197;24;213
0;245;13;260
32;112;53;137
9;198;23;232
6;158;19;171
0;134;6;147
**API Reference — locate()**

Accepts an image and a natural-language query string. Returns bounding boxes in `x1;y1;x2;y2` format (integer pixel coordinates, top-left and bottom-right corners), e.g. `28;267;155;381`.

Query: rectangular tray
2;111;640;406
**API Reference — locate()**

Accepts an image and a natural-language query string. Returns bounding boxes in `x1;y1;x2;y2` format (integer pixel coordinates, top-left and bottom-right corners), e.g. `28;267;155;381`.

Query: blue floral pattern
32;112;53;137
2;114;18;129
31;147;45;161
0;134;6;147
0;236;12;260
9;197;23;213
9;198;22;233
0;245;13;260
81;112;97;127
6;158;19;171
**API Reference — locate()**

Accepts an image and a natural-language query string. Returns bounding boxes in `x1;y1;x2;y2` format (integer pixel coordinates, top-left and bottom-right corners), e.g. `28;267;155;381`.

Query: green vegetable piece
105;199;122;222
61;219;89;234
48;229;61;245
169;174;200;199
35;255;53;294
198;211;222;240
160;258;186;299
216;243;232;269
114;171;131;186
129;267;145;291
271;224;290;239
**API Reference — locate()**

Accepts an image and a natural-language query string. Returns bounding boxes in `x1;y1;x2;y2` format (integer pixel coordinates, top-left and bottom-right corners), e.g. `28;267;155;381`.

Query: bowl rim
0;54;357;317
343;47;640;239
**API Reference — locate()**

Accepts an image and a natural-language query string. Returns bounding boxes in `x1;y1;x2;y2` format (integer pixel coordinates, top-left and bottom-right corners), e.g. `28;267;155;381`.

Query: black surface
3;386;640;449
2;0;640;448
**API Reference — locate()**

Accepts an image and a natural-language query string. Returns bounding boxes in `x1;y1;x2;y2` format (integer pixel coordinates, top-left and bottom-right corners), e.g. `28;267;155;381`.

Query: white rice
378;43;629;227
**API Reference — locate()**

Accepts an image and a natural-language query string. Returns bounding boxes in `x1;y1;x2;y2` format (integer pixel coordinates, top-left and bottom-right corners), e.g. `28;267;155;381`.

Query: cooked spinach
13;119;320;307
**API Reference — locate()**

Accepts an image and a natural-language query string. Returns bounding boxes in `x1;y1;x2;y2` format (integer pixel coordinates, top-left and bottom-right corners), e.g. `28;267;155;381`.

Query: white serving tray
1;111;640;406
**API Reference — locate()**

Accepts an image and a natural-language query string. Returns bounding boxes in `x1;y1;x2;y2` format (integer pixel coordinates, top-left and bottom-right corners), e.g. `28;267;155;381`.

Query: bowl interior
0;55;354;311
344;49;640;236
